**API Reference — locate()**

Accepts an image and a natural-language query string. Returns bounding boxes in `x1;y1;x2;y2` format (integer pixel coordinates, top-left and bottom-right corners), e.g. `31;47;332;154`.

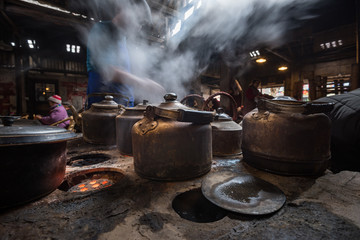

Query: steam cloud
77;0;323;103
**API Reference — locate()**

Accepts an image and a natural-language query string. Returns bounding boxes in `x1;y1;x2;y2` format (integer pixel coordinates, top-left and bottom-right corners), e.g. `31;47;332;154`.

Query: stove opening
67;153;111;167
172;188;227;223
67;150;79;155
58;168;125;193
69;178;114;192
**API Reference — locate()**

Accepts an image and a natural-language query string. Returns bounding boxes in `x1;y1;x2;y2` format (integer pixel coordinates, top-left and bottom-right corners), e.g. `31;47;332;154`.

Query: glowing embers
172;188;227;223
67;153;111;167
69;178;113;193
58;168;125;193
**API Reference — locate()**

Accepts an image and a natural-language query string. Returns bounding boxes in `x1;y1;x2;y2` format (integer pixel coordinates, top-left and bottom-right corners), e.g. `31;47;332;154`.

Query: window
27;39;36;49
320;40;343;50
66;44;81;53
302;84;309;101
261;86;284;98
171;20;182;37
184;6;194;20
326;75;350;96
35;83;56;101
249;50;260;58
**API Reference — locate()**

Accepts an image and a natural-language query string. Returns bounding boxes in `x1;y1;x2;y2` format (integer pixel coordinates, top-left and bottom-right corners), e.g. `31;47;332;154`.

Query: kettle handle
204;92;238;121
303;102;335;114
152;107;214;124
178;109;214;124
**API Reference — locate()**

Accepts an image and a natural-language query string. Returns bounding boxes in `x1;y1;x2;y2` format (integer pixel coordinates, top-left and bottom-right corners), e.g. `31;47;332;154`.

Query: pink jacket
40;104;70;128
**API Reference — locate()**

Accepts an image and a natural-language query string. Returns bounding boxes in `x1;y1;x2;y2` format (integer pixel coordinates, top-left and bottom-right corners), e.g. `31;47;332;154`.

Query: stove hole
58;168;125;193
172;188;227;223
67;150;79;155
67;153;111;166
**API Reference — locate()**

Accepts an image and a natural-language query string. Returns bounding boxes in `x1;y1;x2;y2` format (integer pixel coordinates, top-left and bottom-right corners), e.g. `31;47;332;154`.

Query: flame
80;187;88;192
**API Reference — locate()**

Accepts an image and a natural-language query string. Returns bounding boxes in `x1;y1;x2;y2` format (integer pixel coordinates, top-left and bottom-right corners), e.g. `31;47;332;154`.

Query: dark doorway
28;78;59;116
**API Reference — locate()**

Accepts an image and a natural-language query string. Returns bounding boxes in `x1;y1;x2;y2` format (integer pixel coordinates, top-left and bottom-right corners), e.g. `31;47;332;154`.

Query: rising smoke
76;0;323;103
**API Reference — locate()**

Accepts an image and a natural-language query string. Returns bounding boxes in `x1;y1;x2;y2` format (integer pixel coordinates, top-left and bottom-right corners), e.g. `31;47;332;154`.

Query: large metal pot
82;95;124;145
132;93;214;181
211;108;242;156
0;116;76;208
242;98;334;176
116;100;149;155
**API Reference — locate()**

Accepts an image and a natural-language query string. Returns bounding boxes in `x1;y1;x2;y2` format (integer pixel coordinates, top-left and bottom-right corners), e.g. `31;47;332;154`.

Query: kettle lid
201;171;286;215
0;116;76;146
125;100;150;111
214;108;232;122
150;93;214;124
91;95;121;110
157;93;192;111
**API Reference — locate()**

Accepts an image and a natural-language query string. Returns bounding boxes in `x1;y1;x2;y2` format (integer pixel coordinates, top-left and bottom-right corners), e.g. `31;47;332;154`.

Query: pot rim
258;98;334;114
0;125;77;146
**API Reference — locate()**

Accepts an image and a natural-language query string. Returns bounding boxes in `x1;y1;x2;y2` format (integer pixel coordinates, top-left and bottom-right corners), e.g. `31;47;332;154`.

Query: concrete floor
1;139;360;240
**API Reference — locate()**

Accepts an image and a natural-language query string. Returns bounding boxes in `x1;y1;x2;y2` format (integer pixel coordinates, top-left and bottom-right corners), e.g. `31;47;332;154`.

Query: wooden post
352;1;360;90
14;46;24;114
351;63;359;90
219;59;231;111
308;72;316;101
285;66;300;98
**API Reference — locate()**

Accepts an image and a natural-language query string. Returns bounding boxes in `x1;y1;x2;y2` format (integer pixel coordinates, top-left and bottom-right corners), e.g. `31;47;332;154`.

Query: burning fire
69;178;113;193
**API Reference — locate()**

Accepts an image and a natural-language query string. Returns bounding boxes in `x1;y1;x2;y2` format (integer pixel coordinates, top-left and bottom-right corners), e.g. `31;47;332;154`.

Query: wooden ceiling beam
4;0;89;26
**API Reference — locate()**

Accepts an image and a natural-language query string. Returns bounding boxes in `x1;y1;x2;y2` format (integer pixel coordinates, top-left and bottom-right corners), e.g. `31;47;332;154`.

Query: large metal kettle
82;95;124;145
132;93;214;181
242;98;334;176
115;100;149;155
211;108;242;156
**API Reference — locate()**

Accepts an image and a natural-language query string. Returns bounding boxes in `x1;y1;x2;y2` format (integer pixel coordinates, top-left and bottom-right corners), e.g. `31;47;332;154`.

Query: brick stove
0;136;359;240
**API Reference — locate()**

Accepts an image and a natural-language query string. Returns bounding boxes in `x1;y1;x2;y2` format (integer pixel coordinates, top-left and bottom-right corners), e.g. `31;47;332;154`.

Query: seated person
243;79;274;115
35;95;70;128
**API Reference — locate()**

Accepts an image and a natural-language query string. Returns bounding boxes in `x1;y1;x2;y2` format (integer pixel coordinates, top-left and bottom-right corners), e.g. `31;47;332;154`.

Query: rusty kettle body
211;109;242;156
242;98;334;176
116;100;148;155
132;93;214;181
82;95;124;145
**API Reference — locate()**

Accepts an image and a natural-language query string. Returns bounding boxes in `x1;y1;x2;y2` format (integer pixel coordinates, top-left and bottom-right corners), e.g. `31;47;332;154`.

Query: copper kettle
115;100;149;155
82;95;124;145
242;98;334;175
132;93;214;181
211;108;242;156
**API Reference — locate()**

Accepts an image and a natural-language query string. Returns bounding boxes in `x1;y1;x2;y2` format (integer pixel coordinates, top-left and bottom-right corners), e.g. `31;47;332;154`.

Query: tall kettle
116;100;149;155
211;108;242;156
82;95;124;145
242;98;334;176
132;93;214;181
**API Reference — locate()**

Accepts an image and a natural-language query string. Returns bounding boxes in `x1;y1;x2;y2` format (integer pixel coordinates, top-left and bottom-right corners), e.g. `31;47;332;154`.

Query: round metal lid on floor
201;171;286;215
